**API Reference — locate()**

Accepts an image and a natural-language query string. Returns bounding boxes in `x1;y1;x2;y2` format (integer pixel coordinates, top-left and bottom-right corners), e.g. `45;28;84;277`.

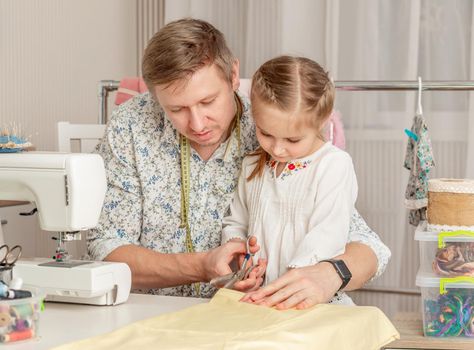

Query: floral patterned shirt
87;91;391;298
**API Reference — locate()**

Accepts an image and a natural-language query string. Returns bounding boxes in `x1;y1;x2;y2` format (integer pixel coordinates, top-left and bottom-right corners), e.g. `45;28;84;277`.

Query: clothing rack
97;80;120;124
97;80;474;123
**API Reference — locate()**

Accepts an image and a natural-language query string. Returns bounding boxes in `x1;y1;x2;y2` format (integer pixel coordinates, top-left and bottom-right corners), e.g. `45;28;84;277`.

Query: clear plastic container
0;286;45;343
416;272;474;337
415;222;474;277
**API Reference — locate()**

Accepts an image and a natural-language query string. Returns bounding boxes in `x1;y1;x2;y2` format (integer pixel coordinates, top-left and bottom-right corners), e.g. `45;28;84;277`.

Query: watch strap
320;259;352;292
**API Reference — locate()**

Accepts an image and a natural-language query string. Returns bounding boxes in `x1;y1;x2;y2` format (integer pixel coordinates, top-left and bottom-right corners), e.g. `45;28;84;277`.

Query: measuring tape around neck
179;92;243;296
179;134;200;296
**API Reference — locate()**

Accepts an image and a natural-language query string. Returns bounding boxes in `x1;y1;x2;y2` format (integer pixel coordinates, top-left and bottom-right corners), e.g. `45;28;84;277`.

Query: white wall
0;0;138;151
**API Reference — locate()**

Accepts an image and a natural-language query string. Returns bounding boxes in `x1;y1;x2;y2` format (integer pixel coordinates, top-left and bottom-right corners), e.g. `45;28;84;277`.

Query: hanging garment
52;289;399;350
404;114;435;226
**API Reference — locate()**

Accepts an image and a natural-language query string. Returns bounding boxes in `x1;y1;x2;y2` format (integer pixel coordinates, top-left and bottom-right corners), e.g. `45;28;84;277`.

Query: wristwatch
320;259;352;291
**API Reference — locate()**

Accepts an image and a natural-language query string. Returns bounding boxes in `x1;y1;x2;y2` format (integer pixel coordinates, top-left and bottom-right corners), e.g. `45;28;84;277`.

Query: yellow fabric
53;289;399;350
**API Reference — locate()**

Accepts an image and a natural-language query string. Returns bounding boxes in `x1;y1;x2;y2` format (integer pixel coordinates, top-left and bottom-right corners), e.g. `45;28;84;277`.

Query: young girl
221;56;358;305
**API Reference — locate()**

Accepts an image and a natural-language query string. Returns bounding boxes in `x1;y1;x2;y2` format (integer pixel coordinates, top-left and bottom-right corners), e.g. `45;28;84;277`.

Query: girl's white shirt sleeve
221;162;251;244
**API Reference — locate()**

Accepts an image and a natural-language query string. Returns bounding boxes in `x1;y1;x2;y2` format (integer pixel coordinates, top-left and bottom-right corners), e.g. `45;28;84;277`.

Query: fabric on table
52;289;399;350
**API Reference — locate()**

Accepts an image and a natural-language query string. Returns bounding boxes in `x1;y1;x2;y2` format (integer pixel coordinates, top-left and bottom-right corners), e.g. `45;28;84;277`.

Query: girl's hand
233;236;266;292
233;258;267;292
239;263;341;310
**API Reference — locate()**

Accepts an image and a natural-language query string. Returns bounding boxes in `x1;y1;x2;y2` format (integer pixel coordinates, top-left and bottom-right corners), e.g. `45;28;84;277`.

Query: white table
7;293;207;350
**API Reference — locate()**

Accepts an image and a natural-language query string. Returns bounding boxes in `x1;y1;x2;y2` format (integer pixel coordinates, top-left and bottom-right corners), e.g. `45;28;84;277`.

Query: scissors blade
211;237;255;289
210;272;237;288
243;265;256;279
222;273;241;289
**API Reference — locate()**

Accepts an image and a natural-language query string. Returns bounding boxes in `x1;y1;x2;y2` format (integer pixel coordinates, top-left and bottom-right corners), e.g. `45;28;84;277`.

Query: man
88;18;390;308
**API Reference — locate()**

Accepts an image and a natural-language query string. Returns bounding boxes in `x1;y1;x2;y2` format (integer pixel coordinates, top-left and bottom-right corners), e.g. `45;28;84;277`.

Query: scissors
210;237;256;289
0;244;22;268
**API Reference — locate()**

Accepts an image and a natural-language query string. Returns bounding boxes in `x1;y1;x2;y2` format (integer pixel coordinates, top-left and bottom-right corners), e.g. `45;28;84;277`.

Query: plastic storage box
415;222;474;277
416;272;474;337
0;287;45;343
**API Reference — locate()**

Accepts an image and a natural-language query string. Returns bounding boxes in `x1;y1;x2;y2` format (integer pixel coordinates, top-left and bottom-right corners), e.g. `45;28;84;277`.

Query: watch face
334;260;352;280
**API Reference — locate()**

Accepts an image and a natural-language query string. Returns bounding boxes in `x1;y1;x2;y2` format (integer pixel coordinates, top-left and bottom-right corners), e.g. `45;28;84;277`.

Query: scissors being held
210;236;267;292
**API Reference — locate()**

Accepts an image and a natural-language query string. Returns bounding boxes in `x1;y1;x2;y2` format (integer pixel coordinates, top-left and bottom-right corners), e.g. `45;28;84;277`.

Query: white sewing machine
0;152;131;305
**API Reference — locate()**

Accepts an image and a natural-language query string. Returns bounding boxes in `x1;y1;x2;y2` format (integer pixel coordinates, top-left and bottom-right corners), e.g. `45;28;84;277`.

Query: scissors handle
0;245;8;265
0;244;22;266
6;245;21;265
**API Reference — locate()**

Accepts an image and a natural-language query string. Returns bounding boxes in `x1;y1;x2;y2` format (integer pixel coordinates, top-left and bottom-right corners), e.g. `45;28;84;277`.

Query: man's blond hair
142;18;236;91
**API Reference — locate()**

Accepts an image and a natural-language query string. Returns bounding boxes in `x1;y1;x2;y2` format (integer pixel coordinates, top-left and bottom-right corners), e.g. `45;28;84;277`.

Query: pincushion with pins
0;128;32;153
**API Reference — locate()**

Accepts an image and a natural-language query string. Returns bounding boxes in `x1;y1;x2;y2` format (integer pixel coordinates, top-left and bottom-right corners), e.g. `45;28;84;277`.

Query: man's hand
240;262;342;310
203;236;261;282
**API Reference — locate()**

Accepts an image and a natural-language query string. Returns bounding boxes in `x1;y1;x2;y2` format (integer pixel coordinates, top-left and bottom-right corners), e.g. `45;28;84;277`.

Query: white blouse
222;142;358;300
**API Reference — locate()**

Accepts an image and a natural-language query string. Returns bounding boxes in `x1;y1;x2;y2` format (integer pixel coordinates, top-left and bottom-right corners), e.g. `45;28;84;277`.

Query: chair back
57;122;106;153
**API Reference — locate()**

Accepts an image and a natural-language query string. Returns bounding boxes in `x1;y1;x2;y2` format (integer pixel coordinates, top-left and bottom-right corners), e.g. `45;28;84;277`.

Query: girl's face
253;101;325;163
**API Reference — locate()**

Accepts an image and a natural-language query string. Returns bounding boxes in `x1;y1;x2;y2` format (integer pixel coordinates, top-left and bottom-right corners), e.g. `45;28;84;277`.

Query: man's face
154;63;240;150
